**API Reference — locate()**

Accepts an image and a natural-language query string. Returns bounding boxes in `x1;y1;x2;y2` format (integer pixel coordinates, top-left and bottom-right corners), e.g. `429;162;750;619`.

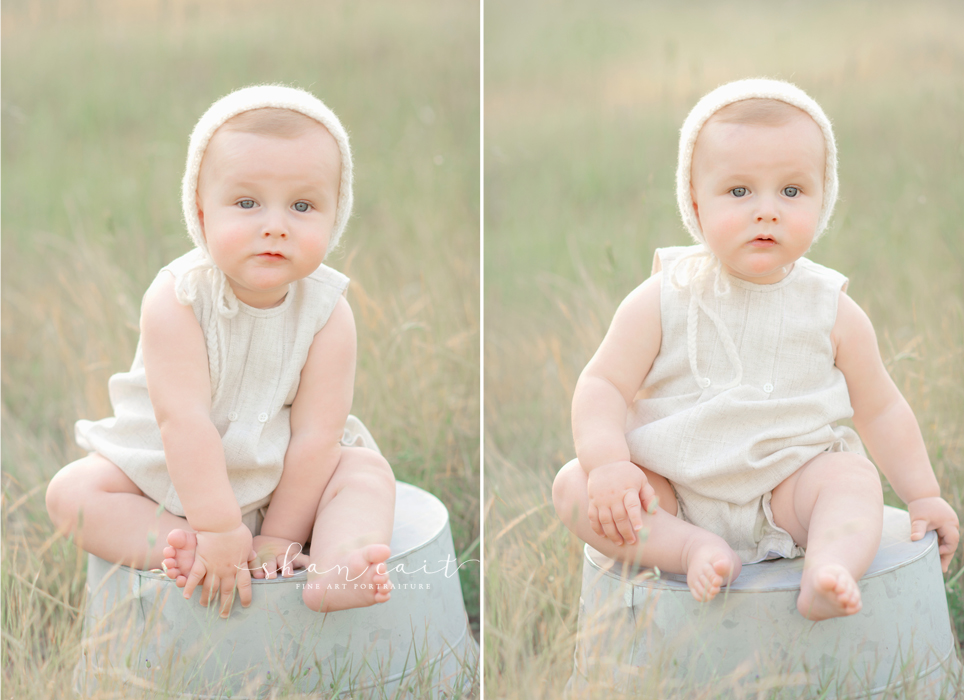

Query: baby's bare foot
797;564;862;621
303;544;393;612
161;529;197;588
685;539;742;602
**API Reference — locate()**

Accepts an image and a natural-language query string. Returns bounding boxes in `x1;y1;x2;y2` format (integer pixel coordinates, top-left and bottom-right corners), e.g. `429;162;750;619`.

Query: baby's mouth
749;235;776;247
258;252;286;260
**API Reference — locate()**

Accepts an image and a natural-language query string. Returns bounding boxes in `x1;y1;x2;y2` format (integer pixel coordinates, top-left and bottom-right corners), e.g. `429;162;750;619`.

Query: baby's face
690;112;825;285
196;122;341;308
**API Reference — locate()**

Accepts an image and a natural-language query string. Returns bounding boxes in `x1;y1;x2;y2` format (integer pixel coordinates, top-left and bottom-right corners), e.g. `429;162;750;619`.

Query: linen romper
625;246;863;563
75;248;377;534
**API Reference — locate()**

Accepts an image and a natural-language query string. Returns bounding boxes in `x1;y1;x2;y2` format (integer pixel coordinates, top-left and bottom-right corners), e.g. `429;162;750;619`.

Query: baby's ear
689;184;700;225
195;194;206;238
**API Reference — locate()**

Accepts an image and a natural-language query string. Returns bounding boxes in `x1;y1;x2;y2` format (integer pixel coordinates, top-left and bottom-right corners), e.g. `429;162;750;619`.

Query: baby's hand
249;535;310;579
586;460;657;546
183;523;254;617
908;496;961;572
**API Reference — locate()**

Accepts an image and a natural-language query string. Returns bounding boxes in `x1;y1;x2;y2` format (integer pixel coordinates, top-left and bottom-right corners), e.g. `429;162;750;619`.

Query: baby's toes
166;529;188;549
691;577;710;602
844;584;862;611
704;569;722;589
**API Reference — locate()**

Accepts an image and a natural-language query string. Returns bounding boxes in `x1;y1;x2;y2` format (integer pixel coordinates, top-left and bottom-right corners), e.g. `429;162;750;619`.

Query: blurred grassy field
484;0;964;697
1;1;479;697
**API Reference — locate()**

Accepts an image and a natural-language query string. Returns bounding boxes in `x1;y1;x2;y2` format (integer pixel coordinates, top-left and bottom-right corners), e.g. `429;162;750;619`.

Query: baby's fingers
910;518;929;542
597;507;624;545
217;577;236;617
588;504;604;539
622;492;643;544
183;561;206;601
640;480;658;515
237;569;252;608
219;573;251;617
937;523;960;572
199;574;220;607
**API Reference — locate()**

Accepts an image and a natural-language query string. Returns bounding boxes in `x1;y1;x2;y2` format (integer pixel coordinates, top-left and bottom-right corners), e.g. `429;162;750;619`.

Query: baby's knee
45;466;84;530
848;455;884;500
552;459;584;525
340;449;395;496
819;453;883;498
362;451;394;488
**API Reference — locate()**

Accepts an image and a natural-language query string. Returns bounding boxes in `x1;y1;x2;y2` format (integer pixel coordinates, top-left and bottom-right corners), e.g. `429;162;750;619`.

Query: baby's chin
721;262;794;285
226;279;294;309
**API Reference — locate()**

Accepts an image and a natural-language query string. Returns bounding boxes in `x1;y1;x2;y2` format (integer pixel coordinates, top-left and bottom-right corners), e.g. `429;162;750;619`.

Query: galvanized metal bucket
74;482;478;699
567;506;962;699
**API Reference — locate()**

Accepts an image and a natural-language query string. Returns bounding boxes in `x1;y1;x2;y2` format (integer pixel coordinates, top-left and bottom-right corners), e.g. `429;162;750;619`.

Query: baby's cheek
705;209;745;242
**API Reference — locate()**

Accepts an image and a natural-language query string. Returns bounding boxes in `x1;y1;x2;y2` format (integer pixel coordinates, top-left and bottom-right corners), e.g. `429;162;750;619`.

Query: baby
46;85;396;617
552;79;960;621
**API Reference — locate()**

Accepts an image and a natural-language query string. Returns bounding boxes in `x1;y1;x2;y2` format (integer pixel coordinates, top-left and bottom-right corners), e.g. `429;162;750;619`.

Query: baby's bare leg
302;447;395;612
770;451;883;621
553;459;742;601
46;453;189;569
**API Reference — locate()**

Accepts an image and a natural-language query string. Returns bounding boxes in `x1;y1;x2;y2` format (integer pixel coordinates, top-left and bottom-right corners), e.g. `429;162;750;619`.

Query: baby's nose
755;201;779;223
262;214;289;238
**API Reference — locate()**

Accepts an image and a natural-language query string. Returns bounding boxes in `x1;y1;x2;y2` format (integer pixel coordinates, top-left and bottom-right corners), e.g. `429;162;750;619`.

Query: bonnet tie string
669;246;743;391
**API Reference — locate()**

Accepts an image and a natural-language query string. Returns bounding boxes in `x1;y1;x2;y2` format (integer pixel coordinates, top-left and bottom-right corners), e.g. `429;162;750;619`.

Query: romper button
228;411;239;421
258;412;269;423
700;378;711;388
764;383;774;393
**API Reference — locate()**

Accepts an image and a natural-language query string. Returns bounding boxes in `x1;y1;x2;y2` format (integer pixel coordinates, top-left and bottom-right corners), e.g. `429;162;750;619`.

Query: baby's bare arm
834;293;938;500
141;274;242;531
572;274;662;544
258;296;356;547
834;292;959;568
141;275;252;609
573;274;662;468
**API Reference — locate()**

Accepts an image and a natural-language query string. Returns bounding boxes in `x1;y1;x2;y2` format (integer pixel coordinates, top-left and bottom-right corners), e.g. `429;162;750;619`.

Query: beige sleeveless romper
75;248;378;534
625;246;863;563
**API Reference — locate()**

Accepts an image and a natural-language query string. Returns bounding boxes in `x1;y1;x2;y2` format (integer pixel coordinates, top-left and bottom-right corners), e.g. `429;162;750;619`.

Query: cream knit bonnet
176;84;353;317
669;78;838;392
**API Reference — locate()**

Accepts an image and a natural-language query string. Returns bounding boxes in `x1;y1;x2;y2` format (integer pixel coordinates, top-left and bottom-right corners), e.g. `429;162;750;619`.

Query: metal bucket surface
75;482;478;698
568;506;962;699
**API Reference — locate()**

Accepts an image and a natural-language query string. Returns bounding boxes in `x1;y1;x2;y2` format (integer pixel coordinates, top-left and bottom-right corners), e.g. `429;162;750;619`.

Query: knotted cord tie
667;246;744;392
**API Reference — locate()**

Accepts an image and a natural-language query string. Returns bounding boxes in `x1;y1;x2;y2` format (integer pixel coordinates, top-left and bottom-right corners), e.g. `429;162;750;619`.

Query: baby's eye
783;186;800;197
238;199;256;209
293;201;311;213
730;187;747;197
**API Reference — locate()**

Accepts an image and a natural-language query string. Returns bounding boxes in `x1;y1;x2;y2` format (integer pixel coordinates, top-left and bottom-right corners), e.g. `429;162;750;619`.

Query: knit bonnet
668;79;838;392
176;84;353;317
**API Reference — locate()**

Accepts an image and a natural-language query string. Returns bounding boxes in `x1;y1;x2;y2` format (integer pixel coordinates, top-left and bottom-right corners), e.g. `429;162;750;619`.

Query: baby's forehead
697;107;825;154
221;107;330;139
200;111;341;175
